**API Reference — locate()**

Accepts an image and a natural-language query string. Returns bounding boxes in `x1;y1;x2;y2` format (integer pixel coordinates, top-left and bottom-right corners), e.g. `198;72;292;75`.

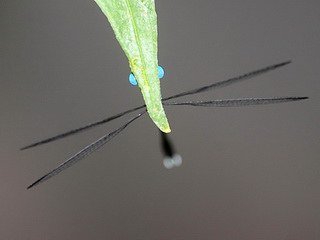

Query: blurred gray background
1;0;319;239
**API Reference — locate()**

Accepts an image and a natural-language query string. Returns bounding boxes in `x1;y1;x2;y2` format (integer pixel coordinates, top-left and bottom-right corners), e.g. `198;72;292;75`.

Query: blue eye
129;66;165;86
158;65;165;79
128;73;138;85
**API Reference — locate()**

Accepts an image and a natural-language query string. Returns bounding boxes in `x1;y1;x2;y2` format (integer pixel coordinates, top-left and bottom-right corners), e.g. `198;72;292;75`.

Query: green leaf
95;0;171;133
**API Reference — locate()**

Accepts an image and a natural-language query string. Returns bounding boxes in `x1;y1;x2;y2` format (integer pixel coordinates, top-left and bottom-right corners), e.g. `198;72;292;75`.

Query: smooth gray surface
1;1;319;239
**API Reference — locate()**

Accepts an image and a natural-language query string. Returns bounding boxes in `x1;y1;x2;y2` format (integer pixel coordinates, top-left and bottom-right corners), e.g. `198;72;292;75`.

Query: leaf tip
161;126;171;133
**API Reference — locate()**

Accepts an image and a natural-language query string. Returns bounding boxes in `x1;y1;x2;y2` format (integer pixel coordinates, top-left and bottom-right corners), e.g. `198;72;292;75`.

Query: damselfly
22;61;308;189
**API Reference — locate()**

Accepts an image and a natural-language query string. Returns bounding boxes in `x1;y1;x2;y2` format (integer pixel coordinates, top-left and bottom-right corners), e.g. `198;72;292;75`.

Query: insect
94;0;171;133
22;61;308;188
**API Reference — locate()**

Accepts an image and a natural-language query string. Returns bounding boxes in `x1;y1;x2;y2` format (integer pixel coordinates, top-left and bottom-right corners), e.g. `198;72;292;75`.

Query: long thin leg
21;105;145;150
163;61;291;101
27;110;146;189
164;97;308;107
